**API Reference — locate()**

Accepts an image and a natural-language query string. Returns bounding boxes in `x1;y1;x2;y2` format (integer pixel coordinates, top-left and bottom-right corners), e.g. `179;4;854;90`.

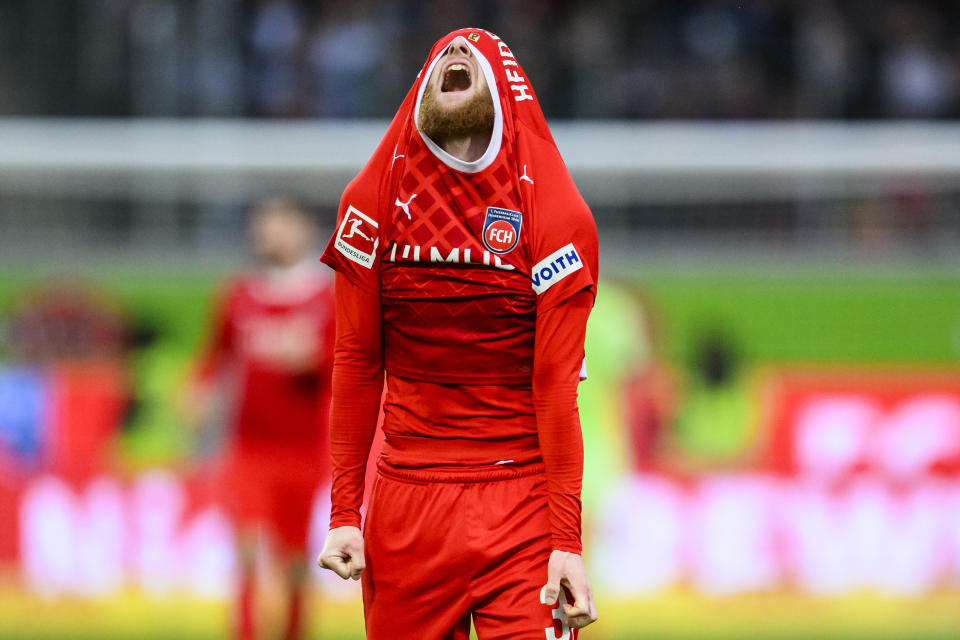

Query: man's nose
446;36;471;57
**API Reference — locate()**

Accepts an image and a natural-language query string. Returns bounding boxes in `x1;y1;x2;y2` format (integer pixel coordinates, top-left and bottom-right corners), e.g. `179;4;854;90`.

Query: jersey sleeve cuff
551;537;583;555
329;513;362;530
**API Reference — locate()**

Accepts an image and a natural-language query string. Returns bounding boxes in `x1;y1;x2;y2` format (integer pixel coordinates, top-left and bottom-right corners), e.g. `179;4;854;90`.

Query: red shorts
222;443;324;553
362;460;578;640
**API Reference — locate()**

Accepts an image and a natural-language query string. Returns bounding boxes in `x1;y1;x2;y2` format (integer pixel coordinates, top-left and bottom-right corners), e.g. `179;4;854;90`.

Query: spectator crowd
2;0;960;120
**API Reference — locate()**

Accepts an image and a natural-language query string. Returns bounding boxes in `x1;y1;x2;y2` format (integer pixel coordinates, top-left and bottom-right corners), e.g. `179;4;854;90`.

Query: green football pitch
4;262;958;366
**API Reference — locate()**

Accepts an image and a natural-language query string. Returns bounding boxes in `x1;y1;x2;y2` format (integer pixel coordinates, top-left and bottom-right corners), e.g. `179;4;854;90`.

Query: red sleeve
533;288;593;554
320;195;382;297
320;101;412;296
328;273;385;529
526;134;599;312
316;283;337;385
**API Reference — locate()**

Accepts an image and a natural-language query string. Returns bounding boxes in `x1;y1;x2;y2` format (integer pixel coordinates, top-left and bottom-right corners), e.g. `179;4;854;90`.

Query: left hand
541;549;598;629
317;526;366;580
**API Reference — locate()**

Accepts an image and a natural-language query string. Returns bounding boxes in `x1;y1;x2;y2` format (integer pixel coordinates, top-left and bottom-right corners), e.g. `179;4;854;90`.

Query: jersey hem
377;457;546;484
385;364;533;386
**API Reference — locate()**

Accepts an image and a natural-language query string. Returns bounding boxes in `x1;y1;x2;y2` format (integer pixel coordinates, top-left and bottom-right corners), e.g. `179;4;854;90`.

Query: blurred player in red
190;198;335;640
316;30;598;639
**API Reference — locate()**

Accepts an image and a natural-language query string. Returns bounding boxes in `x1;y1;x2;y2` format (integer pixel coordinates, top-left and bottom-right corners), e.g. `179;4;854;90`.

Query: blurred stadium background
3;1;960;639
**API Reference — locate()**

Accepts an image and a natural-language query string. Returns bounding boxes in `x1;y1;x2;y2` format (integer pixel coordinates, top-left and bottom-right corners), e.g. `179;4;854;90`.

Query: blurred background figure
187;198;335;640
620;286;676;470
670;327;754;469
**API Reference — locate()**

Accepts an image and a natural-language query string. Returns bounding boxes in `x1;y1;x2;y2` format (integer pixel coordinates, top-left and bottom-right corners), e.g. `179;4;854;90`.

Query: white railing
3;119;960;203
1;119;959;262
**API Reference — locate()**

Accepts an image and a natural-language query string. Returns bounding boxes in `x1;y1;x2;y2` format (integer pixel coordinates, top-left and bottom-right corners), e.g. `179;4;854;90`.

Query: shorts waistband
376;457;545;484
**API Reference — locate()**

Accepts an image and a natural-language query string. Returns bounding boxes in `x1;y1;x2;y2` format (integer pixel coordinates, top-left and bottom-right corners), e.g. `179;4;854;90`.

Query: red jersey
198;262;335;450
322;33;597;465
321;28;597;552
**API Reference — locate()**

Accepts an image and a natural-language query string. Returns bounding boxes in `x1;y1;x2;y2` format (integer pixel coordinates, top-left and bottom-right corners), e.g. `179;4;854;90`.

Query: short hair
250;197;317;226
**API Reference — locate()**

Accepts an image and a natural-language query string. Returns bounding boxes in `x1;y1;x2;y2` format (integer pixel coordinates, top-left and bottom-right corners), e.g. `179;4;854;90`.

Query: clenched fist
317;525;366;580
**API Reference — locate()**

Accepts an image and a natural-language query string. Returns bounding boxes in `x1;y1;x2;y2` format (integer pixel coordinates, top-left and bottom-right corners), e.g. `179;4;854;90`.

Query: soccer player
190;198;335;640
316;30;599;639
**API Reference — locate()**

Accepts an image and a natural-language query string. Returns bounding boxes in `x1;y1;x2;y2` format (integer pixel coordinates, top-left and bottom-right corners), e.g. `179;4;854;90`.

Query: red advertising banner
763;368;960;479
591;368;960;596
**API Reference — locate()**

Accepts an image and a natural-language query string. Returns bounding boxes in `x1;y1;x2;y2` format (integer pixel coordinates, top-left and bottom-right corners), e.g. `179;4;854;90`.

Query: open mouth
441;63;472;92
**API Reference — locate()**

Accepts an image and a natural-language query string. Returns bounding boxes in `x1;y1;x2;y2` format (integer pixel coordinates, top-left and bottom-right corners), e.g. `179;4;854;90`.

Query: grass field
4;263;960;366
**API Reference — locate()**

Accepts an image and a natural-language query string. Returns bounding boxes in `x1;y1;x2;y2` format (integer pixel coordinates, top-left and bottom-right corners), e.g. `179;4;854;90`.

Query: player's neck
439;129;491;162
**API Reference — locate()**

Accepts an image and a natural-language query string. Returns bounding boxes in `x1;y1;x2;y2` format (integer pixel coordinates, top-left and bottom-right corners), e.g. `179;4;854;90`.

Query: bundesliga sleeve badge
482;206;522;255
334;205;379;269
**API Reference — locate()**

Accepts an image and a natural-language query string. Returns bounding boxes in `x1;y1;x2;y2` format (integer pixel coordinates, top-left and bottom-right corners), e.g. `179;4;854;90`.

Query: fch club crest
482;207;522;255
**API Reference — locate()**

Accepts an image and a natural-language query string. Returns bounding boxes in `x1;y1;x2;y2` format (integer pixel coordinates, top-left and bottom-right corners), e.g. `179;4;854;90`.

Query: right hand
542;550;598;630
317;526;366;580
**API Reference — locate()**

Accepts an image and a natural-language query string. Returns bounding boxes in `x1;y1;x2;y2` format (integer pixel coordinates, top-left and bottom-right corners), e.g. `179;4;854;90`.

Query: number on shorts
539;586;571;640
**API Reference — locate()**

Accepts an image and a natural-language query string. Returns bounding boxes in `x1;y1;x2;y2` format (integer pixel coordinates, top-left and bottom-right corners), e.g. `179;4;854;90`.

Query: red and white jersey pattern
322;31;597;388
381;132;539;385
321;28;598;467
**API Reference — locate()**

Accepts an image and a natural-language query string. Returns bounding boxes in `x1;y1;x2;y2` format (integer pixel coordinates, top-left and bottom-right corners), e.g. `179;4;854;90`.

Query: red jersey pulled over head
319;29;599;639
327;26;598;382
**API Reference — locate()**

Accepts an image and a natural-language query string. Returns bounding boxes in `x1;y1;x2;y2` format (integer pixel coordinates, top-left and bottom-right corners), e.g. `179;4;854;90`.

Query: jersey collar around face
413;39;504;174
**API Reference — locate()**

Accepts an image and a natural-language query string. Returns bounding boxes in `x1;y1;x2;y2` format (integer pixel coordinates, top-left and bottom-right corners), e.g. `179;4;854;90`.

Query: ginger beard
417;57;495;144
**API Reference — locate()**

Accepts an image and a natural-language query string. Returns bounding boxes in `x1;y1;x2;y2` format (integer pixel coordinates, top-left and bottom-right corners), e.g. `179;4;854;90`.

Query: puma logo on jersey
531;243;582;294
395;193;417;220
519;165;534;185
391;144;405;166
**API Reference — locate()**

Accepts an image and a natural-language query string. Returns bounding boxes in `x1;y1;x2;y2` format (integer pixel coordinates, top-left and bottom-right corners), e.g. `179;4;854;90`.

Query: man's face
250;200;314;268
417;36;495;142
